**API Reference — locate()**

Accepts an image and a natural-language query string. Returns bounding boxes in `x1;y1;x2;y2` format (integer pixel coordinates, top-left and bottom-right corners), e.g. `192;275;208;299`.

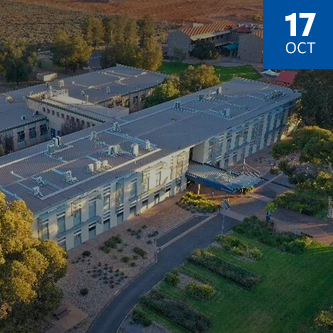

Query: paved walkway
88;214;238;333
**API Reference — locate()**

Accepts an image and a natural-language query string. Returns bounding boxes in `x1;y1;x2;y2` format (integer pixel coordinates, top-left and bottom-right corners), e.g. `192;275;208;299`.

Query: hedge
188;249;260;289
141;290;210;333
234;216;312;254
164;271;180;286
132;309;152;327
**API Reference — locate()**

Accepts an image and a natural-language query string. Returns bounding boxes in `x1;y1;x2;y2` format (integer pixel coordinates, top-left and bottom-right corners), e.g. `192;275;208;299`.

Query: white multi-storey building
0;79;300;250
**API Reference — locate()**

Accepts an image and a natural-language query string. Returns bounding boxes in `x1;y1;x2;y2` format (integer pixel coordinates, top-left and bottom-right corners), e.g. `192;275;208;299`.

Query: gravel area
178;272;198;291
55;204;192;333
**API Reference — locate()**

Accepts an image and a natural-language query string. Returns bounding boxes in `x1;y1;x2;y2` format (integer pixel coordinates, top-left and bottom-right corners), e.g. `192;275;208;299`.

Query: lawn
139;234;333;333
158;62;262;82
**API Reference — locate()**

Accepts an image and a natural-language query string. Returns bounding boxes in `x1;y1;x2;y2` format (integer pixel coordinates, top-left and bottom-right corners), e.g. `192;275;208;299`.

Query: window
52;110;55;116
17;130;25;143
115;183;124;206
41;222;49;240
56;112;60;117
156;170;162;187
103;195;110;211
40;124;47;136
73;208;81;226
42;107;46;113
142;199;149;210
154;193;160;205
87;122;90;127
133;96;139;105
129;180;137;199
29;127;36;139
47;109;50;114
51;129;56;138
74;232;82;247
142;173;149;193
103;218;110;231
61;113;65;119
88;223;96;239
58;237;66;250
226;138;231;151
89;200;96;219
233;154;238;163
57;214;66;234
129;205;136;216
117;212;124;224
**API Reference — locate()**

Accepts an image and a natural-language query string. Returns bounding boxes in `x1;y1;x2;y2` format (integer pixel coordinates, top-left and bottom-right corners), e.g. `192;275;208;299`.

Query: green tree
82;17;105;48
179;65;220;94
52;30;92;72
145;76;180;107
0;40;36;84
138;15;155;47
293;70;333;129
138;36;163;71
173;47;187;62
191;40;220;61
0;192;67;332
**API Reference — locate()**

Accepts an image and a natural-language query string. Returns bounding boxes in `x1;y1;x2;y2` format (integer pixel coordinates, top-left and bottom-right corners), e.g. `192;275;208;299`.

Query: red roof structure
274;71;298;86
181;20;236;37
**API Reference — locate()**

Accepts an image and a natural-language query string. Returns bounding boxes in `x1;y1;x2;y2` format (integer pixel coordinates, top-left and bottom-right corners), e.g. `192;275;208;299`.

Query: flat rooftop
0;65;167;132
0;78;300;214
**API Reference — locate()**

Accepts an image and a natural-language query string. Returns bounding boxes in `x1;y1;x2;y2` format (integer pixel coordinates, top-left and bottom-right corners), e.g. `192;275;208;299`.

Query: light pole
221;199;231;235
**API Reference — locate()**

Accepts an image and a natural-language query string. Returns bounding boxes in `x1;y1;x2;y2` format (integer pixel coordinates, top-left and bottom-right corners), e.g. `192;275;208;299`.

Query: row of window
17;124;48;143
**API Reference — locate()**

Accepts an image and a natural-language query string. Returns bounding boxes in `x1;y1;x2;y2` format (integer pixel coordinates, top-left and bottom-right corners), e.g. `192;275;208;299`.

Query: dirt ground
13;0;262;24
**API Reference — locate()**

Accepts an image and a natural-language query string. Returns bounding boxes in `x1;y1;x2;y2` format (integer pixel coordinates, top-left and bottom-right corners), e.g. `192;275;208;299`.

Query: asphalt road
88;214;239;333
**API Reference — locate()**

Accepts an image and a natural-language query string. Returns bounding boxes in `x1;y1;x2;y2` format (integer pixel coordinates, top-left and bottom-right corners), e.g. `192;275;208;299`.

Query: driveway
88;214;239;333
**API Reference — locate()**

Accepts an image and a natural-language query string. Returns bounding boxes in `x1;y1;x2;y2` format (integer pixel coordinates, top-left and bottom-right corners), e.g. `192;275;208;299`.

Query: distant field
159;62;262;81
13;0;262;24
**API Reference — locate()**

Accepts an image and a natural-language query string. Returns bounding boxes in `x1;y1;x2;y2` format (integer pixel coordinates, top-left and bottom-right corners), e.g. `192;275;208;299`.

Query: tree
51;30;92;72
0;192;67;332
0;40;36;84
82;17;105;48
138;15;155;47
145;76;181;107
179;65;220;94
173;47;187;62
191;40;220;61
293;70;333;129
138;36;163;71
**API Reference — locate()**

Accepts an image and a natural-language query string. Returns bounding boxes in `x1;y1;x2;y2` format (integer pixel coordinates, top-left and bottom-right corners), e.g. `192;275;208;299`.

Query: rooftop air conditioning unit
95;160;102;171
106;86;111;94
47;144;55;155
58;80;65;88
56;136;62;146
216;87;223;95
224;108;231;117
64;170;72;182
102;160;109;169
108;145;121;156
113;122;121;132
52;137;59;148
35;176;45;186
81;90;85;96
131;143;139;157
88;164;94;173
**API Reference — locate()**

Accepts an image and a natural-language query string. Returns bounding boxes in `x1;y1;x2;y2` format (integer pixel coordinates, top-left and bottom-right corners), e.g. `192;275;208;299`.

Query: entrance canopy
186;162;262;193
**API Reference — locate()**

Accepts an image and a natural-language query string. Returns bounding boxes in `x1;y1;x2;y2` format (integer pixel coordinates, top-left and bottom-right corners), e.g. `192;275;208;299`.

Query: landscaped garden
177;192;220;213
126;217;333;333
158;62;262;81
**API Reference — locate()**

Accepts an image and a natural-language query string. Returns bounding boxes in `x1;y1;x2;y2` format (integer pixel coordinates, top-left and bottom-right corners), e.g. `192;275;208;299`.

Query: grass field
158;62;262;82
138;234;333;333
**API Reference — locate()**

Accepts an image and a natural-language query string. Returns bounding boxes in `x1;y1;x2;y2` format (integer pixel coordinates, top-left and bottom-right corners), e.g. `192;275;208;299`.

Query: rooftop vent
131;143;139;157
81;90;85;96
58;80;65;88
95;160;102;171
199;94;204;101
145;140;151;151
106;86;111;94
90;131;98;141
21;115;26;121
174;101;181;109
33;111;39;116
113;122;121;132
107;144;121;156
32;186;42;197
224;108;231;117
35;176;46;186
216;87;223;95
88;163;94;173
5;96;14;103
102;160;109;169
64;170;78;184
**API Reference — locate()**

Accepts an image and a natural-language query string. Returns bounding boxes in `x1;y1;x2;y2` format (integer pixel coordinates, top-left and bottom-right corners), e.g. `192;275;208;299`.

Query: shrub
315;307;333;328
82;250;91;257
179;192;219;213
101;235;123;252
185;283;215;299
234;216;312;254
80;288;89;296
164;271;180;286
133;247;148;259
132;309;152;327
270;166;280;175
188;249;260;289
215;235;262;260
141;290;210;333
121;256;131;263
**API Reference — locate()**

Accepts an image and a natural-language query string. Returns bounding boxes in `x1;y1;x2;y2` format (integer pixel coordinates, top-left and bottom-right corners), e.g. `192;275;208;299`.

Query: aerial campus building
0;78;300;250
0;65;166;152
